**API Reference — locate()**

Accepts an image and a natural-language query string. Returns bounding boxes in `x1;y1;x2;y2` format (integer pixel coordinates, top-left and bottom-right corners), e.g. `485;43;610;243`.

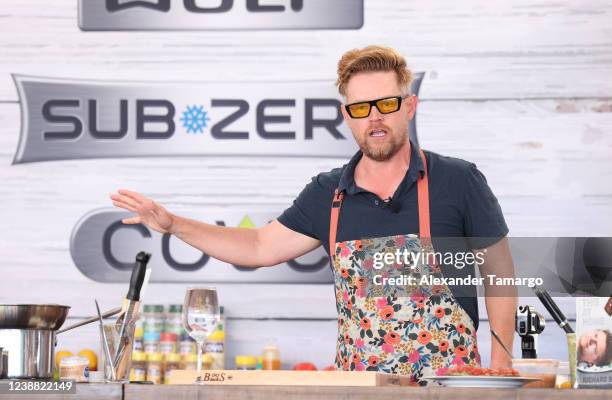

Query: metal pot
0;304;70;379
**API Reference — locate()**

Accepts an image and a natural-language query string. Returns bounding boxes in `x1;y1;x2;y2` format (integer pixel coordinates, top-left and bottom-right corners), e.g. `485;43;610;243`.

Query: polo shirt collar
338;139;425;196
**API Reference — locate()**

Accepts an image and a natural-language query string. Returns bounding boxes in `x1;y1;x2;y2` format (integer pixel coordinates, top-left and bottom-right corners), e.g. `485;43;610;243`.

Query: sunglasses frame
344;95;409;119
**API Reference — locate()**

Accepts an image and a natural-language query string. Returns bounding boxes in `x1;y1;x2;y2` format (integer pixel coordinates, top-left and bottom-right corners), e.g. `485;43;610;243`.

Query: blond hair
336;45;413;97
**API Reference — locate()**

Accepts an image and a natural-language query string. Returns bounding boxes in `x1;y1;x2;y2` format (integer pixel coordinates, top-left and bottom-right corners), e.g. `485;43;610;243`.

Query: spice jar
235;355;257;370
146;352;163;384
129;351;147;382
261;344;281;370
59;356;89;382
163;353;182;384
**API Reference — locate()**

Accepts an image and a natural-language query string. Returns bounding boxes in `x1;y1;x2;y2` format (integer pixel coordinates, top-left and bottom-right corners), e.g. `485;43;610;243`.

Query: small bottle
129;351;147;382
261;344;281;370
165;304;183;335
163;353;182;384
235;355;257;370
143;305;164;354
133;323;144;352
205;330;225;370
146;352;163;384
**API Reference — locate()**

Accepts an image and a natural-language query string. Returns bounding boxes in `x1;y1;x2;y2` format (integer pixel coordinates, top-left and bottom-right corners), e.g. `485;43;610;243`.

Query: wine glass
182;287;220;384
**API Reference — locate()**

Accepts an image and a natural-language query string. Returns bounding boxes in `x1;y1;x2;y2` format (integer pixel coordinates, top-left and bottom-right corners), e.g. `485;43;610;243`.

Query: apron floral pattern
329;150;481;385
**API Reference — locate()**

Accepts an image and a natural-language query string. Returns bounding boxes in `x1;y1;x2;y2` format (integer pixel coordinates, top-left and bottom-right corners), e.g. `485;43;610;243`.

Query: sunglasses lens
348;103;371;118
376;97;400;114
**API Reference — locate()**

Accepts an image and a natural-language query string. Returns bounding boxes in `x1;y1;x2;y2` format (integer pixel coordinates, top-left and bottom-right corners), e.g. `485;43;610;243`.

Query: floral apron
330;149;481;385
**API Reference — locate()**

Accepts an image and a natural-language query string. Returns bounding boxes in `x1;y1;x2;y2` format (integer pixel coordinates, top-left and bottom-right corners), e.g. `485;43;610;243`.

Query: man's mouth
369;129;388;138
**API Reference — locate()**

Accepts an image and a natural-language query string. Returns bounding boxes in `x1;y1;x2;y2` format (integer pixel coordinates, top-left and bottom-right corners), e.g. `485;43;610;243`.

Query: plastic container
59;356;89;382
235;355;257;370
261;344;281;370
129;351;147;382
512;358;559;388
146;352;163;384
555;361;572;389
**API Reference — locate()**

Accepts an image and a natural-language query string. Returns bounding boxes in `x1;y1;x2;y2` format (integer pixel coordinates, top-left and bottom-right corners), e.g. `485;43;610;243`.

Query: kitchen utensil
0;304;70;378
490;329;513;360
95;299;116;381
532;286;574;333
113;251;150;366
101;322;136;383
0;329;55;378
532;285;576;386
423;375;542;388
0;304;69;330
512;358;559;388
57;307;121;334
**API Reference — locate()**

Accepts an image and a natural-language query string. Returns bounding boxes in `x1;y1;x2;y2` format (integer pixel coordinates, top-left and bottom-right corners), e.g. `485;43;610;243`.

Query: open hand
109;189;175;234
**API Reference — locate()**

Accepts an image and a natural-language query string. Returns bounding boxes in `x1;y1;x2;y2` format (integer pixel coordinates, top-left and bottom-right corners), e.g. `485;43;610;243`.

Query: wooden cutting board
167;370;413;386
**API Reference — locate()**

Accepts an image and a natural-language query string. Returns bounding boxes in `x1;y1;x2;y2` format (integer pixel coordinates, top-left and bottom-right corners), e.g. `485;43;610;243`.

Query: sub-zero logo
12;74;423;164
70;209;332;283
79;0;363;30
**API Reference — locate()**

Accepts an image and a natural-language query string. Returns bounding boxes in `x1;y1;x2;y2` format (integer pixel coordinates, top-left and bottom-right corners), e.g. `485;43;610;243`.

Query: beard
355;126;407;162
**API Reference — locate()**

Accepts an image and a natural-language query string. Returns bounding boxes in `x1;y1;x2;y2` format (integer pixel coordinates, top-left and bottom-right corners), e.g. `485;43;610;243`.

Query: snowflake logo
180;105;210;134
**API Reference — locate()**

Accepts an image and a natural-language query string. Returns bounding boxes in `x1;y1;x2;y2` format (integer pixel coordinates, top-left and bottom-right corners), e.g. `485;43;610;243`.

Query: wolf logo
106;0;171;12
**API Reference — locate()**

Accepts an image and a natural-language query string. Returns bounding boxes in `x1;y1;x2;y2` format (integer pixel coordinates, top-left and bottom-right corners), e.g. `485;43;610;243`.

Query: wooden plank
167;370;411;386
124;384;612;400
0;1;611;100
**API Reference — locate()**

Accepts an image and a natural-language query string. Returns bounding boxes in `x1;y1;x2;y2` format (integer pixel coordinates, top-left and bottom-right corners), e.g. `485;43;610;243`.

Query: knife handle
127;251;151;301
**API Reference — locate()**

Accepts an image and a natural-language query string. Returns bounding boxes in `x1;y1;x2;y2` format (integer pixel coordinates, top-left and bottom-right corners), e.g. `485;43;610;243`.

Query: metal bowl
0;304;70;330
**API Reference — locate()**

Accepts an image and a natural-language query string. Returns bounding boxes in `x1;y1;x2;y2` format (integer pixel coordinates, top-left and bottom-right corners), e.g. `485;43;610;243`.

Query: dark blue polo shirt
277;140;509;328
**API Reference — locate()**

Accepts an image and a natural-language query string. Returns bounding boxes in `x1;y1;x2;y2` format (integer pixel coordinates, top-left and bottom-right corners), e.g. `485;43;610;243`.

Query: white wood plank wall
1;0;611;368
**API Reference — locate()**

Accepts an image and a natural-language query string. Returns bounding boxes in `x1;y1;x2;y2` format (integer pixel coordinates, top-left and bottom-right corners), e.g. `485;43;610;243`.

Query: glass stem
197;340;204;380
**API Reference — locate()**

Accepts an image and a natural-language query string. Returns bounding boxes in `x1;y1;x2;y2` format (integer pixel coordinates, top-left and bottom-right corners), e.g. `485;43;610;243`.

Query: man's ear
341;104;350;121
406;95;418;119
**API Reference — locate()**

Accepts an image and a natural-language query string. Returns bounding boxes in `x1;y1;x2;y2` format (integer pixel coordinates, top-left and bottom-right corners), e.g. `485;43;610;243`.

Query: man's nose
368;105;383;122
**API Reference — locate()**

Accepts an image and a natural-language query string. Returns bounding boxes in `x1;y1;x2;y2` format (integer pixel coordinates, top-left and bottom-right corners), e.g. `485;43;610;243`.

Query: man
111;45;516;383
578;329;612;367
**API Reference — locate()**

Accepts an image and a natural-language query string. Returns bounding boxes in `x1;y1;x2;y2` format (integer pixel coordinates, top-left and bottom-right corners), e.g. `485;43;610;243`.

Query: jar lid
168;304;183;313
144;304;165;313
235;355;257;368
131;351;147;362
147;352;163;362
208;330;225;341
166;353;182;363
160;332;178;341
60;356;89;367
143;332;160;342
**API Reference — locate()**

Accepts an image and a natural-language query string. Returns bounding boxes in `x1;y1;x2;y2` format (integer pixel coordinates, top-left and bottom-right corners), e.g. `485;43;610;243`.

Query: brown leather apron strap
328;148;431;257
417;149;431;242
329;189;344;259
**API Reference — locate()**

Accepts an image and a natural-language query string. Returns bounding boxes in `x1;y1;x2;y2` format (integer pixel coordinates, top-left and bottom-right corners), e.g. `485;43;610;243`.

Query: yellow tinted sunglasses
345;95;408;119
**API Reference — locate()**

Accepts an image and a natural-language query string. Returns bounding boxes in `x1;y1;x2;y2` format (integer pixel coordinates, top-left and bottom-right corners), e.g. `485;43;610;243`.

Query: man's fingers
117;189;147;204
111;194;140;208
112;201;137;212
122;216;142;224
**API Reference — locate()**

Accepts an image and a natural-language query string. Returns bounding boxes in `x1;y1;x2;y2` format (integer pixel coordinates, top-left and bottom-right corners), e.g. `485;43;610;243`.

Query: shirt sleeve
277;178;319;240
463;163;509;249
